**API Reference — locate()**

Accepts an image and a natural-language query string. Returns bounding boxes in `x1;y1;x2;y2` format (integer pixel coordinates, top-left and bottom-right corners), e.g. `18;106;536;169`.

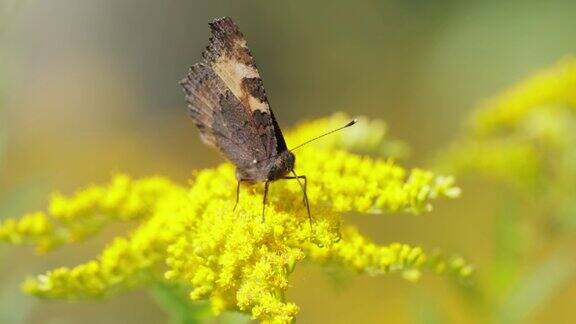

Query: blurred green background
1;0;576;323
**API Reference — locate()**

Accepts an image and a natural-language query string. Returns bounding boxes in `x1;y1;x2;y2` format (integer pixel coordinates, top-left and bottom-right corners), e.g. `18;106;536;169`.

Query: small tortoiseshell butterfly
180;17;356;223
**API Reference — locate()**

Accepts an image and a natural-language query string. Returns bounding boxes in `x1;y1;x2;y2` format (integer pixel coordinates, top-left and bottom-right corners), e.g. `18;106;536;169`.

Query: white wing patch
213;57;269;113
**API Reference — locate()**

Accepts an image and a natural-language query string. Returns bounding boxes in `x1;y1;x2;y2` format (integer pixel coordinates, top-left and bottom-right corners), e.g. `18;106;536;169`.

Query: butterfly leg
233;179;251;212
283;171;311;226
262;181;270;223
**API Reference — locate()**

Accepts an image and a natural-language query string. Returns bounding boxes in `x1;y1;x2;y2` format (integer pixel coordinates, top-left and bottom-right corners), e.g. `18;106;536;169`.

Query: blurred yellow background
1;0;576;323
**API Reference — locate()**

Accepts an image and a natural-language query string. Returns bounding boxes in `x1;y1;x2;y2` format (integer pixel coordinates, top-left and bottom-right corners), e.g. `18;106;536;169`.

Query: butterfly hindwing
181;17;287;174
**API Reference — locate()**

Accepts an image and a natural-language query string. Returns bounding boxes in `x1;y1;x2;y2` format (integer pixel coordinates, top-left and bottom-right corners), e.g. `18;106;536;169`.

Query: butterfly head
267;150;295;181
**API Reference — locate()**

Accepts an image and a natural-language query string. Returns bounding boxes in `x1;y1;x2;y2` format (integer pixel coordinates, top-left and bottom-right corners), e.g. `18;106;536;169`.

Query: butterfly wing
181;17;287;174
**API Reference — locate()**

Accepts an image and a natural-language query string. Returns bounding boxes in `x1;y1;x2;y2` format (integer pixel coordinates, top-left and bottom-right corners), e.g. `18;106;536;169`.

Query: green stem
148;281;211;324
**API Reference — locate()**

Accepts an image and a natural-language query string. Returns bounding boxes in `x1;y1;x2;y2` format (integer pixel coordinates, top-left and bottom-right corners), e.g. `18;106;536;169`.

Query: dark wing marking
180;17;287;168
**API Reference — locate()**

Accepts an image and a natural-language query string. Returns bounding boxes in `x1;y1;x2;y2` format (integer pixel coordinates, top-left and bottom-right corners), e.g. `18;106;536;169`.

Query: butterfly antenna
289;118;358;152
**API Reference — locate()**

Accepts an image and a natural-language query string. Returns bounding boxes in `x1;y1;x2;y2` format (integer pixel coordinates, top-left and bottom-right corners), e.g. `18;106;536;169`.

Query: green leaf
491;191;522;296
499;248;576;324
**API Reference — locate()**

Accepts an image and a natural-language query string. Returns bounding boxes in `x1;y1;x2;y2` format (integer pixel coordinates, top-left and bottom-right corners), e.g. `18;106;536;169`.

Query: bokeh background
1;0;576;323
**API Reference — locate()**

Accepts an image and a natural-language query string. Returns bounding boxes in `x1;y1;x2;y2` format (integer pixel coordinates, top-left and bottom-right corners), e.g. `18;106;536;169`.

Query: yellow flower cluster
0;212;54;251
0;175;186;253
438;140;542;190
0;115;471;323
471;57;576;137
307;226;473;281
439;58;576;192
286;114;410;158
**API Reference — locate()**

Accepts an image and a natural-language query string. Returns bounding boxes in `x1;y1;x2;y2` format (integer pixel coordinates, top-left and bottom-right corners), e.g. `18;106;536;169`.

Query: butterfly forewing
181;17;287;174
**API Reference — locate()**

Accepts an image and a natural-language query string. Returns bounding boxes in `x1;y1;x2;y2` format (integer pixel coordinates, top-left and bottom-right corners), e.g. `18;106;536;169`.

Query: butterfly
180;17;355;223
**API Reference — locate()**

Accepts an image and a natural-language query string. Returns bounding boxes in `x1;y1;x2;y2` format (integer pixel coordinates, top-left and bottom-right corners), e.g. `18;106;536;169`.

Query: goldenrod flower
438;58;576;193
470;57;576;137
1;114;471;323
287;113;410;159
0;175;186;253
432;57;576;323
